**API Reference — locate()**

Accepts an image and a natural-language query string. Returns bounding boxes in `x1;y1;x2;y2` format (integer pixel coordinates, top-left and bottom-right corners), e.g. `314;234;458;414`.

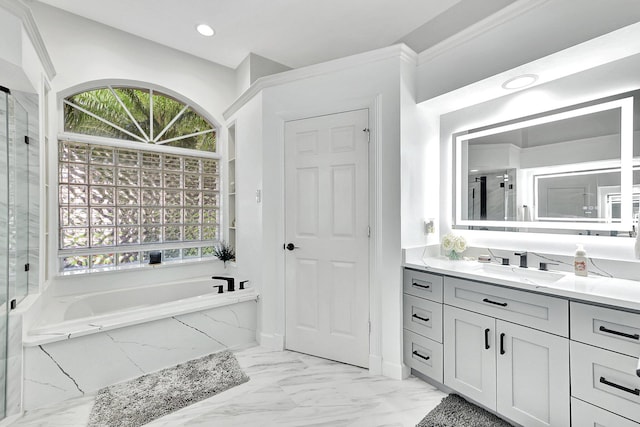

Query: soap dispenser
574;244;588;277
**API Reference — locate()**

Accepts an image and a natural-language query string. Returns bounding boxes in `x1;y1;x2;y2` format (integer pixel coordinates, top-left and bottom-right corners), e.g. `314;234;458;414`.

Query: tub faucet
212;276;235;292
514;251;528;268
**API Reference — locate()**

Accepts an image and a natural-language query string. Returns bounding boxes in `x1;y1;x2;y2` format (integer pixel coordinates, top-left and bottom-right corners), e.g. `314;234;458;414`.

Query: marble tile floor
9;345;447;427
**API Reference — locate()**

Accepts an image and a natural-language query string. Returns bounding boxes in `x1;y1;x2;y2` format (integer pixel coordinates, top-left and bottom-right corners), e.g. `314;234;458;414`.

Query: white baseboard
0;413;22;426
258;332;285;350
368;354;383;375
382;360;410;380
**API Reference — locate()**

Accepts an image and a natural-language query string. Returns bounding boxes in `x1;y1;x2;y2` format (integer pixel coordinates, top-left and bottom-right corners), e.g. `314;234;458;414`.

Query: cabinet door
572;397;640;427
497;320;570;427
444;305;496;410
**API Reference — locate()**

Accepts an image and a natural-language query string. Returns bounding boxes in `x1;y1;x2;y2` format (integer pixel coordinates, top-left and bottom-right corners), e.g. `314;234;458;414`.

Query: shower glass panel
13;100;29;302
0;90;9;419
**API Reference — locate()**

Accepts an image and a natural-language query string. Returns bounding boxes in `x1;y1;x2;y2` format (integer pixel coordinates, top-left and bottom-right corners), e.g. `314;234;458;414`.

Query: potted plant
213;241;236;267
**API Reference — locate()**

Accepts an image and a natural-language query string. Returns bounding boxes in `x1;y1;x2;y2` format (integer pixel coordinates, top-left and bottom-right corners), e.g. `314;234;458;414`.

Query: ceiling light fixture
196;24;215;37
502;74;538;90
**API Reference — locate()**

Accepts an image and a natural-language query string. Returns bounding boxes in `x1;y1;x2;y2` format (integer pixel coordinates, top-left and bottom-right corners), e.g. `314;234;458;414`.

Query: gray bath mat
88;350;249;427
416;394;513;427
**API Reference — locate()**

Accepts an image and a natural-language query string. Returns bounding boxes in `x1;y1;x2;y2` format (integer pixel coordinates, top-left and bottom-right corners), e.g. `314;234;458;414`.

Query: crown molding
224;44;416;120
417;0;550;65
0;0;56;80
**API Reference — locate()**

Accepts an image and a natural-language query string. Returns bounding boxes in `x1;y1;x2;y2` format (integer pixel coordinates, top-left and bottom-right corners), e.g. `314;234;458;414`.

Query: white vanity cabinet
402;262;640;426
443;280;570;427
403;269;444;383
569;302;640;425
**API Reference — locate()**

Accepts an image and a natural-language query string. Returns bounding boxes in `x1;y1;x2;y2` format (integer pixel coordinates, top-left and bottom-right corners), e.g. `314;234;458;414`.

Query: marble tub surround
22;300;257;411
404;246;640;312
25;279;258;346
11;346;447;427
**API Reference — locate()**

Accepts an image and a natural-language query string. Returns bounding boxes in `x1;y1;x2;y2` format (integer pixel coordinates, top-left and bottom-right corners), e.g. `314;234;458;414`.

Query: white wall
400;51;431;248
227;92;264;336
0;7;38;93
28;2;238;292
416;0;640;102
235;53;290;96
227;46;410;377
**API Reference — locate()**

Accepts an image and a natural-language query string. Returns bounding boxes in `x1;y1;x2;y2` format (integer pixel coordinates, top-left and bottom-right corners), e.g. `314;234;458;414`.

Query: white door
444;305;497;410
284;109;370;368
496;320;570;427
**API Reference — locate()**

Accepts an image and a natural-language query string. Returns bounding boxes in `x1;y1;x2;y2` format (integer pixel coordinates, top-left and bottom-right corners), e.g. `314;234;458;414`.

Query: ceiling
34;0;515;70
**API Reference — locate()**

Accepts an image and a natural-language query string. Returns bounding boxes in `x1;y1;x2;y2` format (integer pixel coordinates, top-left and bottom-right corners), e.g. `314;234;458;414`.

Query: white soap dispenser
574;244;588;277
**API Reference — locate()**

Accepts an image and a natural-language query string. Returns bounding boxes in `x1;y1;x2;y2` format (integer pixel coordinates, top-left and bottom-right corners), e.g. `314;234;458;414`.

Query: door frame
274;96;383;373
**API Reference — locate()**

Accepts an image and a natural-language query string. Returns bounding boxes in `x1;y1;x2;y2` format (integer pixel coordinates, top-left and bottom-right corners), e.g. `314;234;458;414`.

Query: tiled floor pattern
9;346;446;426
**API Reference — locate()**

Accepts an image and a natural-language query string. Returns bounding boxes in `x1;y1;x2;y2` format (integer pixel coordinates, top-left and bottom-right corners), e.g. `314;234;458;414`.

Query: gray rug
88;350;249;427
416;394;513;427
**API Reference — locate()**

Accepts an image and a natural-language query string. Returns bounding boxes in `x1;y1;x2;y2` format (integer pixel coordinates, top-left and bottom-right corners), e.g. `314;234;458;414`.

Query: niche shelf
227;123;237;259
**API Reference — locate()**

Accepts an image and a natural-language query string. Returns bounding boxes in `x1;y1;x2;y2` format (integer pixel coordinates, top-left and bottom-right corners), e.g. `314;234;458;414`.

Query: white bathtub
25;277;257;345
23;277;258;410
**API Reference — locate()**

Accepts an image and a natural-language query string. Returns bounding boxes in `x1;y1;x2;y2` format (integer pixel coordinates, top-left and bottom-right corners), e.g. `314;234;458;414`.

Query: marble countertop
404;251;640;313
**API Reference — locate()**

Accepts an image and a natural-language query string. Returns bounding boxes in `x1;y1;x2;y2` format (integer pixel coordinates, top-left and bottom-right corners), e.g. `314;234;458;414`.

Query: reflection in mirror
467;169;516;221
455;92;637;235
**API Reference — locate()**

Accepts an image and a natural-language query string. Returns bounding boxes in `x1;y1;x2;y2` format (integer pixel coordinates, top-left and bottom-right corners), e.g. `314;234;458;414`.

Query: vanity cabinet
402;264;640;426
569;301;640;425
444;299;570;427
402;269;444;383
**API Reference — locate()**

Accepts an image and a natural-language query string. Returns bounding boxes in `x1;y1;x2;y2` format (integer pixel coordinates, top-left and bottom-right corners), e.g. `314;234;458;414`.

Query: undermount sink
471;263;565;285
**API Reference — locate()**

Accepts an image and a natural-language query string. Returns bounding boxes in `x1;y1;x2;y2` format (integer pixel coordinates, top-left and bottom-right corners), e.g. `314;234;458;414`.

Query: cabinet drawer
571;397;640;427
571;341;640;423
444;276;568;336
403;269;443;303
404;329;443;383
571;302;640;357
403;294;443;342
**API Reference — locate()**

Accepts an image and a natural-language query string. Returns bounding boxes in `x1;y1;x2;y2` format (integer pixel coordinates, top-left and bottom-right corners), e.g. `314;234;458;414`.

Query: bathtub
22;277;258;411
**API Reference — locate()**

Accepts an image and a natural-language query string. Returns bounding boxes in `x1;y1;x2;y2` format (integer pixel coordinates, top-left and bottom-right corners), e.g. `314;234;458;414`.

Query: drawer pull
412;351;430;362
599;376;640;396
412;282;431;290
412;314;429;323
484;328;490;350
598;325;640;340
483;298;508;307
500;333;506;355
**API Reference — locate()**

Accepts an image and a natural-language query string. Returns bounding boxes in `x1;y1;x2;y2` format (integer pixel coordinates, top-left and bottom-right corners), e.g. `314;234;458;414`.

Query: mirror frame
454;96;634;233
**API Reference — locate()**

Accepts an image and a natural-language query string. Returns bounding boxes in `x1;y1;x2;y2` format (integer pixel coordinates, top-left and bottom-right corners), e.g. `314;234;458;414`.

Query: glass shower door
0;89;10;419
13;100;29;303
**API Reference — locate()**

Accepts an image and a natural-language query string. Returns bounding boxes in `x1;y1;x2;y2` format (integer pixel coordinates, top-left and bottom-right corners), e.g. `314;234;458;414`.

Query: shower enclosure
0;86;34;419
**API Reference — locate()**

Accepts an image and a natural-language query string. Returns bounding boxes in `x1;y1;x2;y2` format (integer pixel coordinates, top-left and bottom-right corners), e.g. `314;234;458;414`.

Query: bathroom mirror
455;92;639;235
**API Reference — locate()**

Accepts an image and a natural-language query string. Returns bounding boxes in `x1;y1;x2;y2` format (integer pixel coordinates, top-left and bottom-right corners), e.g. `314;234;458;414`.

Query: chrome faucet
514;251;528;268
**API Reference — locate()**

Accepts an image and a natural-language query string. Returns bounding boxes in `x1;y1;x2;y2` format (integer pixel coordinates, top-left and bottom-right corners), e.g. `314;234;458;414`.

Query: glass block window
58;141;220;271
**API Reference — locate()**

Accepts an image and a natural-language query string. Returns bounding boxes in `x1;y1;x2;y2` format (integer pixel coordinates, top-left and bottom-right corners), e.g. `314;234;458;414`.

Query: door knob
285;243;299;251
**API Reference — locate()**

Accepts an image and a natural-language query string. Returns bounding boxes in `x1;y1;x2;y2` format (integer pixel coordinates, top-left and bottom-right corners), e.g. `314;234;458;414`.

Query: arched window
58;85;220;272
64;86;216;150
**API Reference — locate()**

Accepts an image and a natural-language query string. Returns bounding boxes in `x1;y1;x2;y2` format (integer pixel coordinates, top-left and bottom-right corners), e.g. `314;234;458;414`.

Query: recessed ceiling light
196;24;215;37
502;74;538;90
